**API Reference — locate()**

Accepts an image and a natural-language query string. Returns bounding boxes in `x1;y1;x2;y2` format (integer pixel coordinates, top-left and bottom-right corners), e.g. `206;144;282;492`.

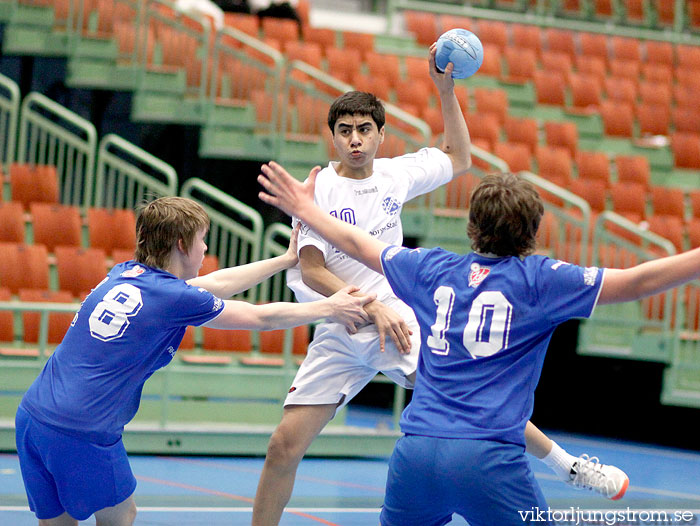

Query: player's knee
266;428;305;468
126;501;137;525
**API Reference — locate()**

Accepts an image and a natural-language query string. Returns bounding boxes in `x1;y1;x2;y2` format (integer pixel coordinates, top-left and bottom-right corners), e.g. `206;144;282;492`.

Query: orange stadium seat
55;246;108;298
285;41;322;69
351;73;390;101
503;116;539;155
544;121;578;158
0;201;25;243
687;218;700;249
478;20;508;53
421;106;444;138
364;52;400;87
493;142;532;173
672;133;700;169
0;243;50;294
473;88;508;126
600;100;634;137
342;31;374;58
465;113;501;151
395;82;431;112
404;11;439;47
302;26;335;51
575;56;606;88
637;103;670;136
9;164;59;210
639;80;672;107
545;29;576;62
642;63;673;84
616;155;650;190
579;32;609;67
568;74;602;114
260;17;298;47
647;214;684;252
535;145;573;187
624;0;645;23
512;24;541;57
438;14;474;34
533;70;566;106
325;47;362;84
223;13;258;37
672;108;700;135
611;36;641;62
603;77;637;105
0;287;13;344
689;189;700;219
645;40;674;66
503;48;537;83
609;59;640;81
259;324;309;357
540;51;573;81
569;178;607;214
30;203;82;252
202;327;252;353
87;208;136;257
576;150;611;188
19;289;75;345
477;44;502;78
676;45;700;71
650;186;685;220
610;182;647;222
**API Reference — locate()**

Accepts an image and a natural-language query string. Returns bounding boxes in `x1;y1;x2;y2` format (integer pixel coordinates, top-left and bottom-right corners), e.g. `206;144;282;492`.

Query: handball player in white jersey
252;45;627;526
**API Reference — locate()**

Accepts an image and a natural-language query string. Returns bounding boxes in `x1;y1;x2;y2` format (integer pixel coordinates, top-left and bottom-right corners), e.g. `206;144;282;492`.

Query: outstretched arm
258;162;388;276
188;225;300;298
204;285;374;331
300;246;412;353
599;247;700;305
429;43;472;177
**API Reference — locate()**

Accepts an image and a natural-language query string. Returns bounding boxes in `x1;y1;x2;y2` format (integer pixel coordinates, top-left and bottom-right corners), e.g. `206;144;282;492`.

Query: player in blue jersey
15;196;372;526
253;49;627;526
259;164;700;525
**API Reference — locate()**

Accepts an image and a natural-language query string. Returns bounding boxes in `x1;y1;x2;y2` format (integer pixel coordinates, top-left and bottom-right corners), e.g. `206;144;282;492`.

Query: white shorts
284;298;420;411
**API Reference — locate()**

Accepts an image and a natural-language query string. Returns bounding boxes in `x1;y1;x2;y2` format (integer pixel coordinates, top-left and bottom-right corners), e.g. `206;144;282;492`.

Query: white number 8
89;284;143;341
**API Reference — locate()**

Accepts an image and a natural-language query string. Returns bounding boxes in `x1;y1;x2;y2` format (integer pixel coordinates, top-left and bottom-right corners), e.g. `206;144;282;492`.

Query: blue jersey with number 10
20;261;224;445
381;247;604;446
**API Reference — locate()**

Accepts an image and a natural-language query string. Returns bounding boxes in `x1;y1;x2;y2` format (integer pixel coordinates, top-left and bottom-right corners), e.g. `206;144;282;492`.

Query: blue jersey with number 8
20;261;224;445
380;246;603;446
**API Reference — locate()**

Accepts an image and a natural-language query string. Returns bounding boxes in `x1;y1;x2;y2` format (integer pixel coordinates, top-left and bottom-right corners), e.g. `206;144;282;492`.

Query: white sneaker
568;454;629;500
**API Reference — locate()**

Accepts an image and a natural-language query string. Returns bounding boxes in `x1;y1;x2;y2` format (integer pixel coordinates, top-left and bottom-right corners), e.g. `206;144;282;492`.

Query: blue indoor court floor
1;431;700;525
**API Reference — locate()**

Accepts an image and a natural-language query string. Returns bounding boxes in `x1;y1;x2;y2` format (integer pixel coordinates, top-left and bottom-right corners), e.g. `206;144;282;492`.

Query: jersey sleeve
380;245;427;302
391;147;454;202
294;217;328;259
536;259;604;325
169;283;225;327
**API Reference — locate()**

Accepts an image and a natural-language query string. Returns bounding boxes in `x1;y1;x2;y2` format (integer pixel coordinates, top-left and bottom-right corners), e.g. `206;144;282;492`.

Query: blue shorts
15;406;137;521
380;435;551;526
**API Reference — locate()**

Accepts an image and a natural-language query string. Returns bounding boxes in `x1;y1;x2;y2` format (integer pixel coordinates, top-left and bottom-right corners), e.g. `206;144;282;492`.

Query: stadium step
198;129;276;160
2;25;69;56
661;364;700;408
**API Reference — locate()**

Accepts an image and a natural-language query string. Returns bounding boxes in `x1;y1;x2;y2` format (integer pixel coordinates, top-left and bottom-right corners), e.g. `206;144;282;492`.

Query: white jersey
287;147;453;303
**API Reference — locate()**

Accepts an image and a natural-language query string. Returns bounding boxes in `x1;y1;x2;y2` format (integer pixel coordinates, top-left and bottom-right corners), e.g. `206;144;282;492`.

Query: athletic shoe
568;454;629;500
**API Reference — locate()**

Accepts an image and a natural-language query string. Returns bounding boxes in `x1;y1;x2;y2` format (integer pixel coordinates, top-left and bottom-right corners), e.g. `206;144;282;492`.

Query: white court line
535;472;700;501
1;507;699;513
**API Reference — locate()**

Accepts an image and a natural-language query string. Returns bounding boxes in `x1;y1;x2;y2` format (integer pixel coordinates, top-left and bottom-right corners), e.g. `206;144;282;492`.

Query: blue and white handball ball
435;28;484;79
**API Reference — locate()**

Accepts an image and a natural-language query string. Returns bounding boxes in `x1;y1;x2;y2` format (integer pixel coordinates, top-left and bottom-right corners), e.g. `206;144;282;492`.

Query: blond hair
135;196;209;270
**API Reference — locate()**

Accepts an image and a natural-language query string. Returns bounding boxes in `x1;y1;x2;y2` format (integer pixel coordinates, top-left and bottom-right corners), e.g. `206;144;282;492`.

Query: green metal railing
579;211;679;362
140;0;210;100
180;177;263;303
0;72;19;174
209;25;284;113
94;133;178;209
0;300;79;361
259;222;294;304
16;91;97;207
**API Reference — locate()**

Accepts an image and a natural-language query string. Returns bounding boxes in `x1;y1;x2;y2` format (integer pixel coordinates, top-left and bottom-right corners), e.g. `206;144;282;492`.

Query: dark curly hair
467;172;544;257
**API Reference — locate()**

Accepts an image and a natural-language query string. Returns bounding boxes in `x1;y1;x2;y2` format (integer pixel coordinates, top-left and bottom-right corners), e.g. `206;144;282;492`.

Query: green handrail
0;72;20;173
0;300;79;361
94;133;178;209
180;177;263;303
17;91;97;208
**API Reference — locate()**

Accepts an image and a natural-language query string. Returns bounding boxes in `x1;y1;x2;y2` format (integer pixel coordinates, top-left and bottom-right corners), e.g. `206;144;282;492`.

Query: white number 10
427;287;512;358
